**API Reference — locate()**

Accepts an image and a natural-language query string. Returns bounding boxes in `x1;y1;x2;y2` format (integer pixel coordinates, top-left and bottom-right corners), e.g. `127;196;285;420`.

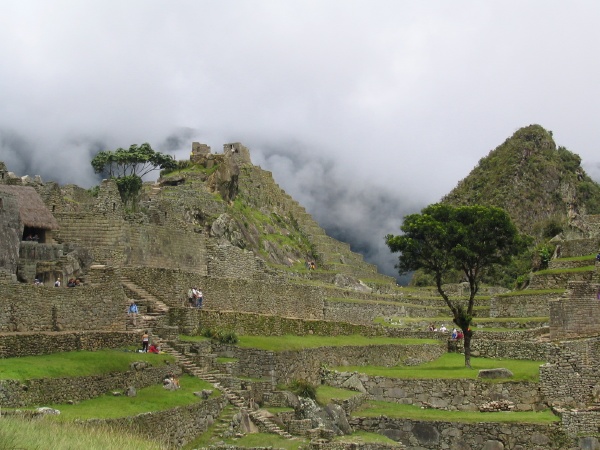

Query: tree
91;143;176;206
385;203;523;367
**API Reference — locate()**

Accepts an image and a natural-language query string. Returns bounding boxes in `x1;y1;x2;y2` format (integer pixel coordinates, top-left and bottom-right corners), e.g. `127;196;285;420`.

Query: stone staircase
156;338;294;440
121;276;169;331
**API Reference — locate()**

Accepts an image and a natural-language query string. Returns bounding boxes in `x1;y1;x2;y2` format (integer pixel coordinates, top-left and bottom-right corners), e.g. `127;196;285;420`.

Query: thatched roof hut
0;185;59;230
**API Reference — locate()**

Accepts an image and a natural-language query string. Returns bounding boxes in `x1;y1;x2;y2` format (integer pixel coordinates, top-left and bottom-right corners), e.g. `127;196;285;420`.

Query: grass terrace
0;416;166;450
334;353;544;382
316;385;362;405
352;401;559;424
180;334;440;351
45;375;217;421
0;349;175;380
534;265;596;275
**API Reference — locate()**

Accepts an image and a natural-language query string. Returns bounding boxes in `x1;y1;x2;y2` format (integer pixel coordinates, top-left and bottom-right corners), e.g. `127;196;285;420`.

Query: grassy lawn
334;430;401;445
46;375;217;420
534;265;595;275
0;349;175;380
353;400;559;424
316;385;361;405
497;289;565;297
0;416;166;450
183;429;307;450
335;353;544;382
235;335;440;351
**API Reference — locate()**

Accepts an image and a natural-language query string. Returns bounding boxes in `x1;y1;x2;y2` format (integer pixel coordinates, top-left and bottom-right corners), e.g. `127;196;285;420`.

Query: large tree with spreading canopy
385;203;524;367
91;143;176;206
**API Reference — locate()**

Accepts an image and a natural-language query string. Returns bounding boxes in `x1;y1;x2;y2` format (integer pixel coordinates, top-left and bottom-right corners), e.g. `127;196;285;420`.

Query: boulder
477;368;513;379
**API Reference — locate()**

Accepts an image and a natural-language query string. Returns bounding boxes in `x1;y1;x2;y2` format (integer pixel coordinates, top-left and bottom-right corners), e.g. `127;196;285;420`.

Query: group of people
25;234;39;242
53;277;82;287
427;322;464;340
306;261;316;270
187;287;204;308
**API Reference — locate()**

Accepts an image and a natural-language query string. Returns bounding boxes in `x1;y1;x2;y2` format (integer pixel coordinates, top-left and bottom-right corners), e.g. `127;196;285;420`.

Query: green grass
497;289;565;297
316;385;361;405
353;401;559;424
555;254;596;262
235;335;440;351
46;375;216;420
534;265;595;275
335;353;544;382
0;349;175;380
0;416;167;450
215;357;238;363
221;433;306;449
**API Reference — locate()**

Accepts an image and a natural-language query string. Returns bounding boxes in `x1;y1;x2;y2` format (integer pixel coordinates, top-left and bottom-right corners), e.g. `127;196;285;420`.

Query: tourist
148;343;160;354
141;331;149;352
128;301;139;326
439;324;447;333
67;278;76;287
196;288;203;309
456;330;464;340
451;328;458;339
596;252;600;262
187;287;195;307
54;278;61;287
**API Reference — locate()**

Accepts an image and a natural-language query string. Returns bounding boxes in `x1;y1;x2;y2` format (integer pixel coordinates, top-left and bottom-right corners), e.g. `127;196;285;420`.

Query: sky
1;1;600;278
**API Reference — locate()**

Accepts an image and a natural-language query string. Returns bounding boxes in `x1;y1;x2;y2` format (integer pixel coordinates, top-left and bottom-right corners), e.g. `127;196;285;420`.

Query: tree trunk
463;328;473;368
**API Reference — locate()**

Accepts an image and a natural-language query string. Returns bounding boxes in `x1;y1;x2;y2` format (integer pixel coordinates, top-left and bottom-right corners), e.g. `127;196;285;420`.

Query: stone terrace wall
323;300;447;325
540;336;600;408
123;267;326;319
549;281;600;340
211;343;446;384
469;338;550;361
0;365;180;407
528;270;596;290
489;292;558;318
324;370;546;412
560;410;600;439
350;416;567;450
0;331;138;357
206;241;269;280
87;395;228;449
557;237;600;258
0;281;126;332
125;224;209;273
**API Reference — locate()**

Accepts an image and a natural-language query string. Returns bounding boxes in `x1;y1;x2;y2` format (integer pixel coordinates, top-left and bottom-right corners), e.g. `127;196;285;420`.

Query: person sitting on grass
148;343;160;354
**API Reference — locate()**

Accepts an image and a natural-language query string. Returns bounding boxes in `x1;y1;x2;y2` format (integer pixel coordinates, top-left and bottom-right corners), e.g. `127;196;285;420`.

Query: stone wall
489;292;559;318
86;394;228;448
549;281;600;340
468;338;550;361
124;267;326;319
539;336;600;408
560;410;600;439
210;343;446;384
323;300;447;325
206;240;267;279
0;365;180;407
0;191;21;274
528;270;596;290
0;275;126;332
0;331;139;358
323;370;546;412
556;237;600;258
350;416;567;449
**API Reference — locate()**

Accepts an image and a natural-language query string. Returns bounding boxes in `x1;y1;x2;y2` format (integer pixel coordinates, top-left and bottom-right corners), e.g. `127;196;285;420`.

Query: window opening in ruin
0;198;3;211
113;203;116;211
52;204;56;212
22;227;46;243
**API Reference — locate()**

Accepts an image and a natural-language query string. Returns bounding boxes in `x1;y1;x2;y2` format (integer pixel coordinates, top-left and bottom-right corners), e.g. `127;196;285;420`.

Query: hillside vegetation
442;124;600;240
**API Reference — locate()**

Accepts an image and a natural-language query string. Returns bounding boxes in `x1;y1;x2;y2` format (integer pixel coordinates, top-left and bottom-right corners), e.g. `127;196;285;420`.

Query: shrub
201;328;238;344
288;379;317;400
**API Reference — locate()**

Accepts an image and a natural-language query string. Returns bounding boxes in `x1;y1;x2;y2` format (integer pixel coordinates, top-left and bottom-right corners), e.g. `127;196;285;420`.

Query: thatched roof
0;185;59;230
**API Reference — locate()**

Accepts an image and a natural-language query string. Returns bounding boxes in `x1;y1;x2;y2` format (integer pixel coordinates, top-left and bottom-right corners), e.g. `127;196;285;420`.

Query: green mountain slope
442;124;600;238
